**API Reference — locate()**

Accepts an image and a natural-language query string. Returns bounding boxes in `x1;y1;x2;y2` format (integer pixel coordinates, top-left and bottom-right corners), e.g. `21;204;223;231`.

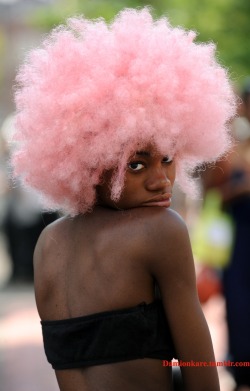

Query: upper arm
33;221;63;320
33;225;52;319
146;209;220;391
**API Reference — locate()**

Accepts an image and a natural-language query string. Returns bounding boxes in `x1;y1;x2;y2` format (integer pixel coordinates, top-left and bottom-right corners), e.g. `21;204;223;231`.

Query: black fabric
41;300;176;370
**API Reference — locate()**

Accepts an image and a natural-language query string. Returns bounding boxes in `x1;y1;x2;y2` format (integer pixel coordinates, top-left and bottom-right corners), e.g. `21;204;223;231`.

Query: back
34;206;175;391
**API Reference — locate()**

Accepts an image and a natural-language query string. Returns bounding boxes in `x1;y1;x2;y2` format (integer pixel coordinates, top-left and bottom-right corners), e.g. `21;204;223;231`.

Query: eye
128;162;145;171
162;156;173;164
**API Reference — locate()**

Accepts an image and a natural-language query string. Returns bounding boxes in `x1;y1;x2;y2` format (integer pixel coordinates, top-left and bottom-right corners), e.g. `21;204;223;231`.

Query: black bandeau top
41;299;176;370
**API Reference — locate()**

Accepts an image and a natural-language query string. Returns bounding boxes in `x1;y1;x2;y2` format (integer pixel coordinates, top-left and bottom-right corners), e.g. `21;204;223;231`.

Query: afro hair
11;7;236;215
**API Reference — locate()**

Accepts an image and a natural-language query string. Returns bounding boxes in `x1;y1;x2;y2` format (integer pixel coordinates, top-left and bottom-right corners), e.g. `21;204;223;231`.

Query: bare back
34;206;174;391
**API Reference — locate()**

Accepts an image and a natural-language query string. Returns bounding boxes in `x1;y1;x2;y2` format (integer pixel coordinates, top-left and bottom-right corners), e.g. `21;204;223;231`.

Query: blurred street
0;283;58;391
0;233;58;391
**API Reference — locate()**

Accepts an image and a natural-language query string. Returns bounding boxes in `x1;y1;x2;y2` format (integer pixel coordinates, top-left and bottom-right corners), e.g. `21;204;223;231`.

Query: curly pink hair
11;7;236;215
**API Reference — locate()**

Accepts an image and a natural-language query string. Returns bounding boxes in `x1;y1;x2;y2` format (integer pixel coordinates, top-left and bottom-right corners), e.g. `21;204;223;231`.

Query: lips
142;193;172;208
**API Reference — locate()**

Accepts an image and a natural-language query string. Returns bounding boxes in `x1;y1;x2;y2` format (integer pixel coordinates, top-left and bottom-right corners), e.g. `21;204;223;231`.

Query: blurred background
0;1;250;390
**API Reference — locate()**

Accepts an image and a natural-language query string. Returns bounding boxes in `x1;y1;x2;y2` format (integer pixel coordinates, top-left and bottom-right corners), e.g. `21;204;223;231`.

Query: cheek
119;174;142;199
119;181;134;200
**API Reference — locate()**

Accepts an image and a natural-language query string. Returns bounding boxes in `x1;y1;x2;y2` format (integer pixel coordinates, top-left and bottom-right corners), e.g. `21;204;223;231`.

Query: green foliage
27;0;250;85
164;0;250;85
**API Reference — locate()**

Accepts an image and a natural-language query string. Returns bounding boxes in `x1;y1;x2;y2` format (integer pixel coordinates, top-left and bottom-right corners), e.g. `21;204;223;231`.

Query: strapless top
41;300;176;370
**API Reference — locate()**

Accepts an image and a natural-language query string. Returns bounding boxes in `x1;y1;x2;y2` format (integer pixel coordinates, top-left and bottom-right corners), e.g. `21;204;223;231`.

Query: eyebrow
135;151;151;157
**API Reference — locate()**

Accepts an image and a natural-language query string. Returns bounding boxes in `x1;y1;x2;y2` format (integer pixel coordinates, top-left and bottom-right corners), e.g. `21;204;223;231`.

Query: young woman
11;8;236;391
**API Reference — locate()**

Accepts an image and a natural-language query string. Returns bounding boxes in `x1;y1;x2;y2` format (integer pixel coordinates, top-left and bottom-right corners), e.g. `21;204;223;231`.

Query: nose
145;167;171;192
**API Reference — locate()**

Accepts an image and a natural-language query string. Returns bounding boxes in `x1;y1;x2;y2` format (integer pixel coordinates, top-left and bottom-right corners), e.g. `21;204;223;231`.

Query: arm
147;209;220;391
33;217;67;321
33;224;56;320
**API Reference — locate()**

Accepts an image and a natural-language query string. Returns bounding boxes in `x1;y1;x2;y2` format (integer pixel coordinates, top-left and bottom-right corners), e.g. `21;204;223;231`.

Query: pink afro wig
11;7;236;215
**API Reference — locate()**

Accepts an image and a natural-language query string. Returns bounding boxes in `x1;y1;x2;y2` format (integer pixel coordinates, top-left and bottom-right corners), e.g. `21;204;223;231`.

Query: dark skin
34;145;220;391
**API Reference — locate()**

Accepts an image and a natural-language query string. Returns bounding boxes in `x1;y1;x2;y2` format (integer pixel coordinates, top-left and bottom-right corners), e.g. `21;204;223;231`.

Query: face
97;144;176;210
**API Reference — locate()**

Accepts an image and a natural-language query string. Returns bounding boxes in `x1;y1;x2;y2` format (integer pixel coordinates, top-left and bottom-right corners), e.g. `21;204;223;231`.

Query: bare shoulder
136;207;195;290
122;206;187;232
130;206;189;256
33;215;74;319
34;215;73;270
116;206;191;276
